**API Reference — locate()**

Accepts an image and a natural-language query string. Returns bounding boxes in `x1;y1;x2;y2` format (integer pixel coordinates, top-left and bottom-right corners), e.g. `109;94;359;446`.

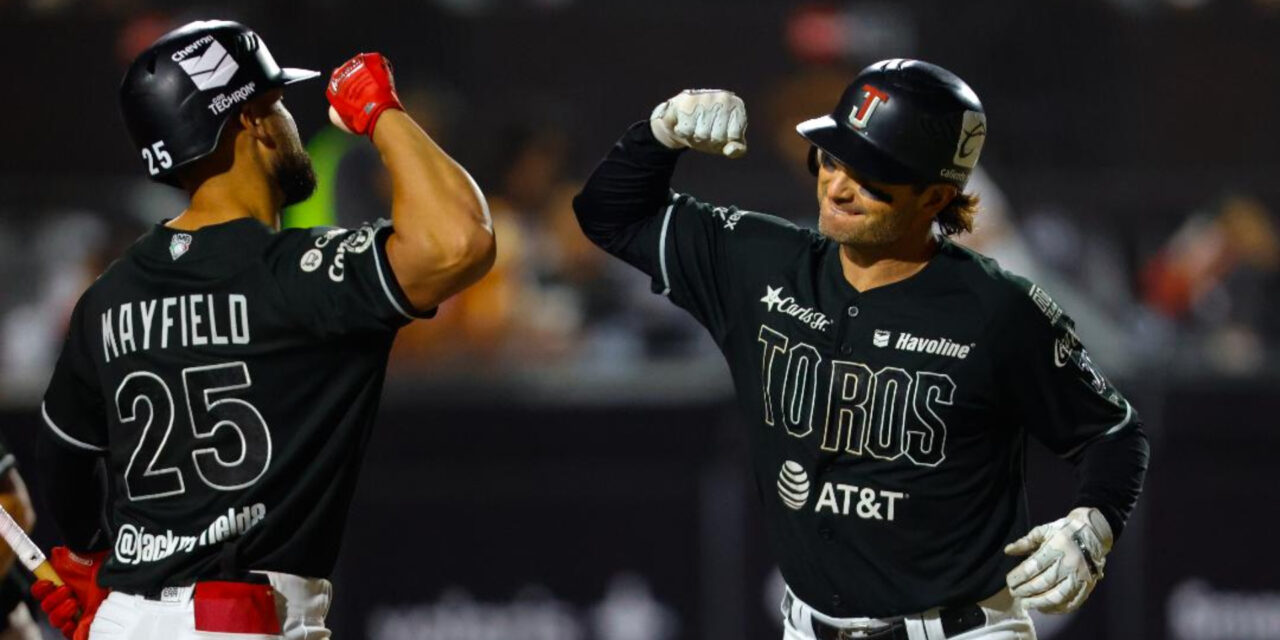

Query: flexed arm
327;53;495;312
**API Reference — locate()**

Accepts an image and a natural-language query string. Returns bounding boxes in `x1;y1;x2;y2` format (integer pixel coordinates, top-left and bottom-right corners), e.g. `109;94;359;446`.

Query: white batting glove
650;89;748;158
1004;507;1113;614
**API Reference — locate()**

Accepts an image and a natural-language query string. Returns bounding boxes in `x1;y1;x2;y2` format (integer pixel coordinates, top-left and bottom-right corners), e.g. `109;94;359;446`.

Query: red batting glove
32;547;111;640
325;52;404;137
31;580;78;639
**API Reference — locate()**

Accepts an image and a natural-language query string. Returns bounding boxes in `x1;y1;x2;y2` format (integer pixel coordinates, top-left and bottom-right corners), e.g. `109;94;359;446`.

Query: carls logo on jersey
760;286;832;332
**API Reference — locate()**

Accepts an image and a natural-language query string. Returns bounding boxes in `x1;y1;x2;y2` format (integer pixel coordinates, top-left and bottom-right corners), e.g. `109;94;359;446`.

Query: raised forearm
573;121;683;252
376;111;494;309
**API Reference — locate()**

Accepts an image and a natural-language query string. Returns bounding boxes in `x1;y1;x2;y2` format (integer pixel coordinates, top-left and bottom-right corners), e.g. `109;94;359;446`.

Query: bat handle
33;561;63;586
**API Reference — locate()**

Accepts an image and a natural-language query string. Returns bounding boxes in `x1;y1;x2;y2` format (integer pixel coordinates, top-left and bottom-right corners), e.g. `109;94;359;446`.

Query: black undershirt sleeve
573;121;684;254
1069;422;1150;539
37;430;109;552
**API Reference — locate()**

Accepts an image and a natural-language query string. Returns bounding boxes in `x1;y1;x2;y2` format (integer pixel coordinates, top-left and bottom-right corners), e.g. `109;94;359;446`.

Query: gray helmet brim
278;68;321;85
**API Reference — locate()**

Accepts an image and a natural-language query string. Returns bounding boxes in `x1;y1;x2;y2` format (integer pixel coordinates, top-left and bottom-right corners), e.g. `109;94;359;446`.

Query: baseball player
574;59;1149;639
30;20;494;640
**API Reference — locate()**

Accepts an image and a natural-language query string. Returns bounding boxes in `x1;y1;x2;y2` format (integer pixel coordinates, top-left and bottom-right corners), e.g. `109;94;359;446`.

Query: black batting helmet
119;20;319;187
796;59;986;188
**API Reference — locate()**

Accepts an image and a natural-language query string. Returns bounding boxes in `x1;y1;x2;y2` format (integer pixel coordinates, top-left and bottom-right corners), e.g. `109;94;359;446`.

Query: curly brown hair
930;189;980;237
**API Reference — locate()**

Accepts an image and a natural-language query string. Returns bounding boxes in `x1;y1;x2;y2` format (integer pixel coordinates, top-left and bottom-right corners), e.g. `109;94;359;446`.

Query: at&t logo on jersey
761;286;832;332
174;36;239;91
814;483;906;521
777;461;810;510
775;459;909;521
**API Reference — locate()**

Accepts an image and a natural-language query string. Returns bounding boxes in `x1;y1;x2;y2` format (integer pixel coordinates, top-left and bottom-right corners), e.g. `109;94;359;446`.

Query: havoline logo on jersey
894;332;972;359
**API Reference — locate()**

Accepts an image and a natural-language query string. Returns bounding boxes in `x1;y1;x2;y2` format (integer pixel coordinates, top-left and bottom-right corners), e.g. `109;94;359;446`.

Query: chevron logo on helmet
177;39;239;91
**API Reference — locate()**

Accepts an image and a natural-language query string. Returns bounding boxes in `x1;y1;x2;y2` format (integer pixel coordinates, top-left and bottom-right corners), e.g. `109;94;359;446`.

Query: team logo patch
1028;284;1063;324
175;38;239;91
1078;349;1109;395
848;84;890;130
340;224;377;254
1053;328;1079;368
952;110;986;169
711;206;745;231
314;227;348;248
777;461;810;511
300;248;323;273
169;233;193;261
873;329;892;348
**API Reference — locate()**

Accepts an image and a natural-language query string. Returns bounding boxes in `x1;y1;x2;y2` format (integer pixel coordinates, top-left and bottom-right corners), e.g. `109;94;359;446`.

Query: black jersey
40;217;431;593
575;123;1146;618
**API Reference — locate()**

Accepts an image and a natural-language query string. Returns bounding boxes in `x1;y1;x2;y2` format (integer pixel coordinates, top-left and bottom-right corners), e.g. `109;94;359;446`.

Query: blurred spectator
1;212;109;402
1139;194;1280;373
392;120;709;373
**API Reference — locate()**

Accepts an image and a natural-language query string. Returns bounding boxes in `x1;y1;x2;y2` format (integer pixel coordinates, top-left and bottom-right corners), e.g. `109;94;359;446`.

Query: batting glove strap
649;89;748;158
326;53;405;137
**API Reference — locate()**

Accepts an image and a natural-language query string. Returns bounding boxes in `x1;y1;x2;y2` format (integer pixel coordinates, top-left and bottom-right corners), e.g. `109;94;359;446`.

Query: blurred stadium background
2;0;1279;638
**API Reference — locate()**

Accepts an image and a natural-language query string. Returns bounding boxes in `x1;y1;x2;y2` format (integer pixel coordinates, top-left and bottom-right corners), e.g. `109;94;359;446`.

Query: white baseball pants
87;572;332;640
782;586;1036;640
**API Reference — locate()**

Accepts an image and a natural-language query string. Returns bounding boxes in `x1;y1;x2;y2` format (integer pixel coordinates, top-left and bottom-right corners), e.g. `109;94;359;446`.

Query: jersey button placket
847;305;859;318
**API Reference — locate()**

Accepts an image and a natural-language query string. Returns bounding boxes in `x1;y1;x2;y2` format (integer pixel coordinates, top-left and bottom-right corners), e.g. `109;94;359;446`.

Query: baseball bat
0;503;62;585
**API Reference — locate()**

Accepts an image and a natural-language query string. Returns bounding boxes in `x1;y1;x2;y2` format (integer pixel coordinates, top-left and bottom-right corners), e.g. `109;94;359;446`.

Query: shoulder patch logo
1028;284;1063;324
169;233;193;261
711;206;745;231
300;248;323;273
340;224;377;254
1053;327;1079;368
777;461;809;511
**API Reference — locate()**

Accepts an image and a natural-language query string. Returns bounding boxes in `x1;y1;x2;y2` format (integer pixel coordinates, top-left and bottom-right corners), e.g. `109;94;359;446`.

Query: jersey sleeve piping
657;194;680;297
372;228;436;320
0;454;14;476
1058;399;1135;460
41;402;107;453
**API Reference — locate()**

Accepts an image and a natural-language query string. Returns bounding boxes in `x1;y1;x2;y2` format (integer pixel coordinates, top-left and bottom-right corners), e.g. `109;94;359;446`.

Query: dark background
2;1;1279;639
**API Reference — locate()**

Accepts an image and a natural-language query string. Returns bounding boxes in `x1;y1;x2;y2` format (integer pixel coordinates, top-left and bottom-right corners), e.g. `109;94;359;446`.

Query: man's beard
818;209;911;247
275;145;317;207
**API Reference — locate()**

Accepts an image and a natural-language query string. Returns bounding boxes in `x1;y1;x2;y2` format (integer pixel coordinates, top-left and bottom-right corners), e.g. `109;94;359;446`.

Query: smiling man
573;59;1148;639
